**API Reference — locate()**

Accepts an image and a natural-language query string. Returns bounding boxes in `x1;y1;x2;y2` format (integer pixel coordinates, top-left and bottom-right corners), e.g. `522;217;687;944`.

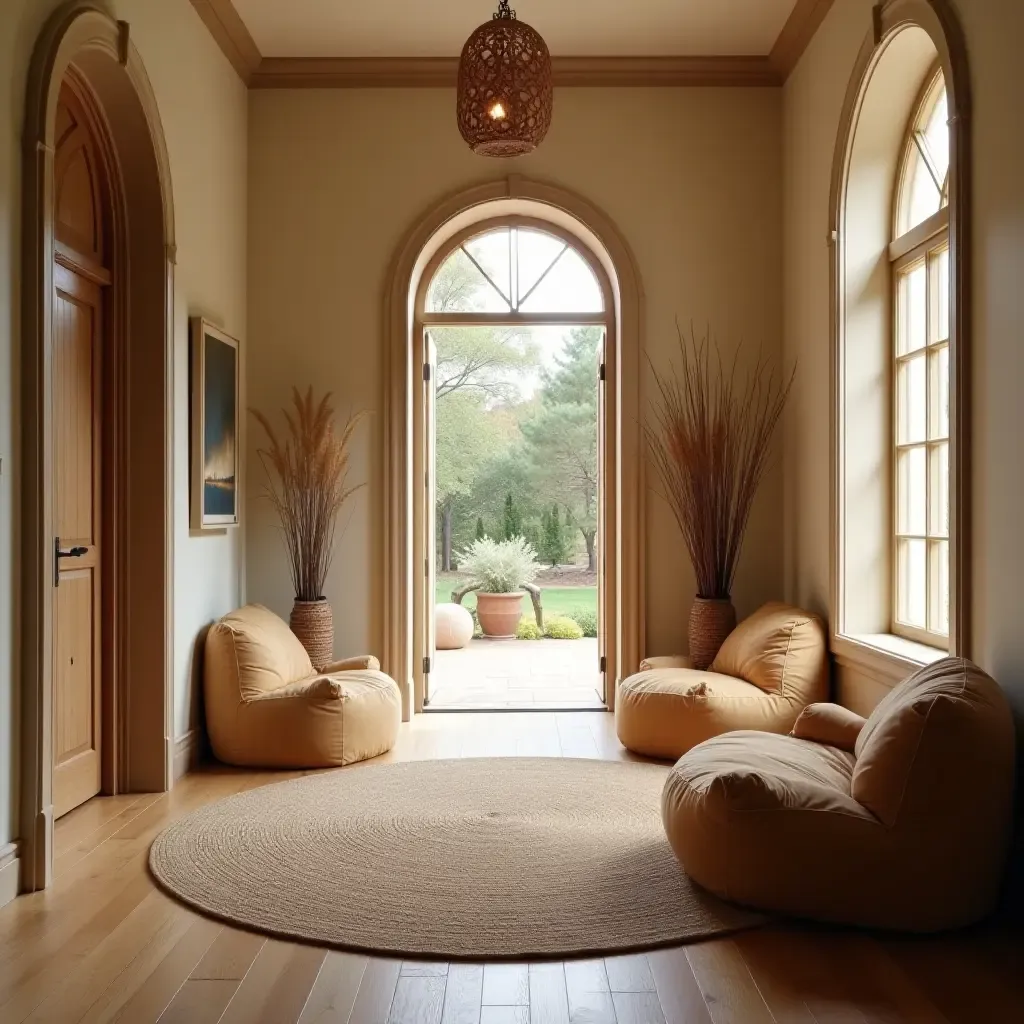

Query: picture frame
190;318;240;530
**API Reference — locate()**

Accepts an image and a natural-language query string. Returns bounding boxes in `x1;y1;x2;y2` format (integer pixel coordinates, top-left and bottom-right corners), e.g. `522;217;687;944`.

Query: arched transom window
426;225;605;317
891;69;950;644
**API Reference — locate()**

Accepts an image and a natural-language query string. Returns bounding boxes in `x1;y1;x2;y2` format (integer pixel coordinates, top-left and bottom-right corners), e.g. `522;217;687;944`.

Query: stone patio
429;638;605;709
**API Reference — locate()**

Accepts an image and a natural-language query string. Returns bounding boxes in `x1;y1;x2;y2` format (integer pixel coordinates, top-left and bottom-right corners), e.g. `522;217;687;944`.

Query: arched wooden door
51;82;110;818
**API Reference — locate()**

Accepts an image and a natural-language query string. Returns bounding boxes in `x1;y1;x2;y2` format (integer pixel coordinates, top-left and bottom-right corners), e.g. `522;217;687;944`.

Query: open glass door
423;330;438;706
596;327;607;704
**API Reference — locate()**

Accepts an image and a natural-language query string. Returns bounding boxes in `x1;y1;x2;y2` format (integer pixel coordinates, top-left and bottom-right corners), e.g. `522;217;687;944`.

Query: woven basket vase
688;597;736;671
290;599;334;671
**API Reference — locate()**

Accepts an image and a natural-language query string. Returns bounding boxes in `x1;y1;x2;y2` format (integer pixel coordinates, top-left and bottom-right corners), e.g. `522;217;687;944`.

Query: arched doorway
384;178;644;718
418;217;612;709
20;2;175;891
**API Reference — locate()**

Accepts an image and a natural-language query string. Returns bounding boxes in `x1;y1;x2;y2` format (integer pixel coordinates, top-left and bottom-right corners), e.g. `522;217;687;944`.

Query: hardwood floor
0;710;1021;1023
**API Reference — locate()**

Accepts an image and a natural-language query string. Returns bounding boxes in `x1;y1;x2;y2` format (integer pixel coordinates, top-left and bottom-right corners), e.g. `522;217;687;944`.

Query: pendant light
456;1;553;157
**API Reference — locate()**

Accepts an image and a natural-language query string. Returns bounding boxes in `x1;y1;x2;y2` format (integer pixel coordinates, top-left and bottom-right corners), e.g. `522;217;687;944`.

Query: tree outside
433;325;601;576
429;233;601;637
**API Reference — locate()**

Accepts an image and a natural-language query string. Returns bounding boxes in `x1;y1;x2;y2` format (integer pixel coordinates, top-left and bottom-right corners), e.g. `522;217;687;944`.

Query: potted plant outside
645;324;794;669
457;536;540;639
251;387;365;670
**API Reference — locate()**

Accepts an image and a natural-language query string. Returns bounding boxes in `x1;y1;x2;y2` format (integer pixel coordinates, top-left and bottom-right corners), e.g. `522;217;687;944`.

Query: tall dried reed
645;324;794;600
251;388;364;602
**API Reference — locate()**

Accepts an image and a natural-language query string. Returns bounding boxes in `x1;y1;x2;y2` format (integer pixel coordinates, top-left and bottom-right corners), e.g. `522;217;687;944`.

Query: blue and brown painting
203;333;237;518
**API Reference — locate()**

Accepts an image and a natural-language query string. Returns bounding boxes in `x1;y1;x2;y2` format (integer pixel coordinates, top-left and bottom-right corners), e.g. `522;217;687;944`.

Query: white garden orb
436;603;474;650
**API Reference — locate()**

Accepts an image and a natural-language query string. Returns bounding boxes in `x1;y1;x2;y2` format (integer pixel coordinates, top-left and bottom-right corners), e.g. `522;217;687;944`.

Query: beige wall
782;0;1024;721
0;0;247;847
246;86;785;670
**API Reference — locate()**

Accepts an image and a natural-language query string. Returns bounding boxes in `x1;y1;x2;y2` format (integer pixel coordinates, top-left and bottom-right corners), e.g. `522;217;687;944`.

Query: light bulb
488;101;507;121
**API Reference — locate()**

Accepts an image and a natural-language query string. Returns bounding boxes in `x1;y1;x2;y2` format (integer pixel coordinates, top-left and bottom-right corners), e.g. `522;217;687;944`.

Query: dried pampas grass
645;324;794;600
251;388;365;602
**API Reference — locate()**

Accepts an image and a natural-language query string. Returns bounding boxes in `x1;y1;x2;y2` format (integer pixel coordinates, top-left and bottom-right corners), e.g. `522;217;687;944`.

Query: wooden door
51;83;108;818
423;332;438;705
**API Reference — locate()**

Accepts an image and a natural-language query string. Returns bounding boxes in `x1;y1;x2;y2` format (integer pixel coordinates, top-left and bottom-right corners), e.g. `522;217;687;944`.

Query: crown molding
190;0;260;82
192;0;833;88
249;55;781;89
770;0;837;79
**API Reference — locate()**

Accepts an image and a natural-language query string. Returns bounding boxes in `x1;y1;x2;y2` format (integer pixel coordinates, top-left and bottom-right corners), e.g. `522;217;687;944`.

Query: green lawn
434;582;596;620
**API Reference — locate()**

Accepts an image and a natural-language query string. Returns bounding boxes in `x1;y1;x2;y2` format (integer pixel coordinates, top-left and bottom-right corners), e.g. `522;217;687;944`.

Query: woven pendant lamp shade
457;2;553;158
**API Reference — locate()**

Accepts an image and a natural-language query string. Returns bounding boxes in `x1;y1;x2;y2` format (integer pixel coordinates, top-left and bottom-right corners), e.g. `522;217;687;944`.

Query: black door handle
54;539;88;587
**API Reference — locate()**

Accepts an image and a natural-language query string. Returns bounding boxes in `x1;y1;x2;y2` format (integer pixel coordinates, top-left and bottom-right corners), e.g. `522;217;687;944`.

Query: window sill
832;632;947;688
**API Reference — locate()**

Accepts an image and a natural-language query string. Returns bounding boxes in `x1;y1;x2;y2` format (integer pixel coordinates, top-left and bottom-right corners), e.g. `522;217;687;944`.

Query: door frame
19;1;176;892
415;216;615;710
383;177;645;719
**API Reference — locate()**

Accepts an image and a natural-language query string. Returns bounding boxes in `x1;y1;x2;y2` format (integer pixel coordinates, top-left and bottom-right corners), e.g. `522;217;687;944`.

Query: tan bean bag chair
662;657;1016;931
616;602;828;760
205;604;401;768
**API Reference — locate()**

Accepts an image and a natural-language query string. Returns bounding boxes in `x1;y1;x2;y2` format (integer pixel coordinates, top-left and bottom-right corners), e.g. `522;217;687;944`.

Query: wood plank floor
1;710;1021;1023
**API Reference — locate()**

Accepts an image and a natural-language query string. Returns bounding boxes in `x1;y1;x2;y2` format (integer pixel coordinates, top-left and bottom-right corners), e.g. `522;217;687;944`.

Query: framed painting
190;318;240;529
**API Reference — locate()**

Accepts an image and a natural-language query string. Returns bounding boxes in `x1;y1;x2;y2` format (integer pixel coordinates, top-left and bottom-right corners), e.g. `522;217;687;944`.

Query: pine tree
539;508;553;565
542;502;568;566
502;492;523;540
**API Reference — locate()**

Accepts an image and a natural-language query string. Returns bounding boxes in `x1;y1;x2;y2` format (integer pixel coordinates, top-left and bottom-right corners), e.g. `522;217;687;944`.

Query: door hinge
600;655;607;673
598;362;606;382
423;362;432;382
423;655;431;674
425;557;429;577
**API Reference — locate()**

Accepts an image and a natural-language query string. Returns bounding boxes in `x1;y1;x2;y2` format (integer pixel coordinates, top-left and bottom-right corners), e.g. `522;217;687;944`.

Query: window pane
898;264;927;355
516;230;569;305
923;85;950;187
897;447;927;536
519;245;604;313
898;538;927;628
464;230;512;306
929;344;949;440
907;151;942;231
897;354;927;444
427;246;511;313
930;539;950;636
934;247;950;343
929;442;949;538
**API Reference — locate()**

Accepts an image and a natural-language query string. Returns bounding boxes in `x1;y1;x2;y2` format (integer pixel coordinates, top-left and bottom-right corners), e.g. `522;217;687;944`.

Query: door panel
424;332;437;704
52;83;106;819
597;328;607;702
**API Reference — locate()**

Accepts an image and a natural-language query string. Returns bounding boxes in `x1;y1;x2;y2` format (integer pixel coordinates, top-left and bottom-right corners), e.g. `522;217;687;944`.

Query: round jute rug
149;758;760;959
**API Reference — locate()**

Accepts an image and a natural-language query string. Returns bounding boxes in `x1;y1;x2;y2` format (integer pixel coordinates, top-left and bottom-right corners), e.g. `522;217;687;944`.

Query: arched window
891;69;951;644
830;2;969;679
426;225;605;316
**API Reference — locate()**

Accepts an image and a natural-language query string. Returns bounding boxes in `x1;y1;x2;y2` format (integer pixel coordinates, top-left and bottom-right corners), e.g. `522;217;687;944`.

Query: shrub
516;617;542;640
544;616;584;640
456;536;540;594
572;607;598;638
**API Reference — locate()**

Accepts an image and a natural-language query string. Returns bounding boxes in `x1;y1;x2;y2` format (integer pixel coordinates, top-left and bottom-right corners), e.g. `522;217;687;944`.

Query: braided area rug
149;758;760;959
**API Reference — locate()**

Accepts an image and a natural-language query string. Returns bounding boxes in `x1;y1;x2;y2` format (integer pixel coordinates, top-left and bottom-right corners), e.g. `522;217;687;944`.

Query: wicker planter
688;597;736;671
290;598;334;671
476;592;524;639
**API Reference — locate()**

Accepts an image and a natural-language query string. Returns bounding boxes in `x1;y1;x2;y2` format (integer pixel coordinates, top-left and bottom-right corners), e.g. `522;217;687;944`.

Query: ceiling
231;0;800;59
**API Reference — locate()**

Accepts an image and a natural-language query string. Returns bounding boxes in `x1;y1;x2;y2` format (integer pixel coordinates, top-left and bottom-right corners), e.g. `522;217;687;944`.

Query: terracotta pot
476;591;525;639
688;596;736;670
290;598;334;670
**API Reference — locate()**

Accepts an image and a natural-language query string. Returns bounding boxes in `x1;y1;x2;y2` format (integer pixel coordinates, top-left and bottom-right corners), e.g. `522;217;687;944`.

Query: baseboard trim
172;731;200;781
0;843;20;909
